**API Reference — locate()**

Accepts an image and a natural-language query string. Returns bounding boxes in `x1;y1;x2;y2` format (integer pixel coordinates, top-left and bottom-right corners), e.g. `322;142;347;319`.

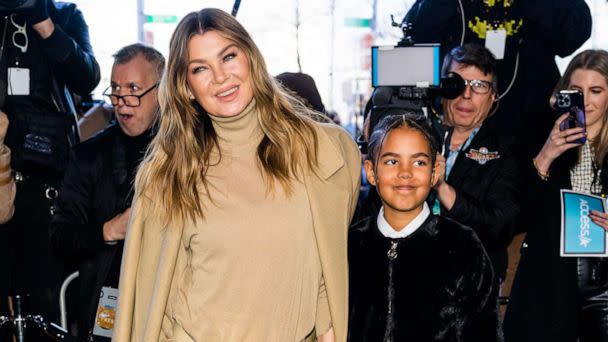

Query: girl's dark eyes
382;159;428;166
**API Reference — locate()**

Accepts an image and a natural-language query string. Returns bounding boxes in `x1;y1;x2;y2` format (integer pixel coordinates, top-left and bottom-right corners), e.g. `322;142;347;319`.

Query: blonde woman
113;8;360;342
505;50;608;342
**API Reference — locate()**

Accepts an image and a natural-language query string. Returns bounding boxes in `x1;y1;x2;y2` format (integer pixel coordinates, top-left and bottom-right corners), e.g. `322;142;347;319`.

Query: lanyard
445;126;480;180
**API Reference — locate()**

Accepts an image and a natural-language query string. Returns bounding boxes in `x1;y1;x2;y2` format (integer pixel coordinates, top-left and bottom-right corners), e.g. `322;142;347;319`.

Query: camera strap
497;47;520;101
445;126;479;180
0;16;8;63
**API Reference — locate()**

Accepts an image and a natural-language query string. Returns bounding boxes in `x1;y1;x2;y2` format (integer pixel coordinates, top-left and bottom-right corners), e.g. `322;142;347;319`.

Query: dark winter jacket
50;123;151;341
3;0;101;175
348;214;500;342
437;115;522;281
503;122;608;342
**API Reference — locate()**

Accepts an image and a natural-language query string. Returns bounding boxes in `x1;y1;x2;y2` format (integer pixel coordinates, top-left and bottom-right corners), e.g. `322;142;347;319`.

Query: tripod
0;295;76;342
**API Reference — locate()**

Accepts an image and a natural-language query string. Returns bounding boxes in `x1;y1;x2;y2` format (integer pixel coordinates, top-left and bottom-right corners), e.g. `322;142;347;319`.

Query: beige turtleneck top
162;100;330;342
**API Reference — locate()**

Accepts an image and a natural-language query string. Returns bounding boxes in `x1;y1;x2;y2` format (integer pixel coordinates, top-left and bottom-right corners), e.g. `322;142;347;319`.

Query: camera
0;0;36;12
360;18;467;152
372;44;441;90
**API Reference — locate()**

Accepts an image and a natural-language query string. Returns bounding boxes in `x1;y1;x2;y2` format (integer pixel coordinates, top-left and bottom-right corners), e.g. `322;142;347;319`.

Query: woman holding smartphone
504;50;608;342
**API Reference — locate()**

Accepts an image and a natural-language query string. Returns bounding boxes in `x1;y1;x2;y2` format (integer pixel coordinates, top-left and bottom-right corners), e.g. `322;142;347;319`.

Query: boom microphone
231;0;241;16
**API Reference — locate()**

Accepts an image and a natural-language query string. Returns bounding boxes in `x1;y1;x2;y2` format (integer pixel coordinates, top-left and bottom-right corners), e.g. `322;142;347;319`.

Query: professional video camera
361;16;467;151
0;0;35;12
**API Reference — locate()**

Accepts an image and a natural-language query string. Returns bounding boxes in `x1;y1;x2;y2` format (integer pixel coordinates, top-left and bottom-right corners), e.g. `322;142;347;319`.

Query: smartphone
556;90;586;144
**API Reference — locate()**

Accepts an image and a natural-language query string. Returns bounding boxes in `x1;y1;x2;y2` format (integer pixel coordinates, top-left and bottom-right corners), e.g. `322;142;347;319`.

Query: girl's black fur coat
348;214;502;342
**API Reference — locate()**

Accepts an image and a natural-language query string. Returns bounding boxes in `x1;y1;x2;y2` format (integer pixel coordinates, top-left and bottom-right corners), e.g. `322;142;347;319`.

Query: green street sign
344;17;371;27
145;15;178;24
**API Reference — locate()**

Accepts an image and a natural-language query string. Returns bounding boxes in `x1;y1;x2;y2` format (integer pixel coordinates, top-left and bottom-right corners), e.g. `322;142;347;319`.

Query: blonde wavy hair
135;8;321;224
551;49;608;168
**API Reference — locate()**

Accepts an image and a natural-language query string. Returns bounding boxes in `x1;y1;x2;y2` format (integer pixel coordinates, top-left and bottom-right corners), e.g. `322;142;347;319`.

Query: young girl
348;114;501;341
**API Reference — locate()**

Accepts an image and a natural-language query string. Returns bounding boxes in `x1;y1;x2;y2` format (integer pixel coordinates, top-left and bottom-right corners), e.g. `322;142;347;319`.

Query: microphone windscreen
440;72;465;100
372;87;393;106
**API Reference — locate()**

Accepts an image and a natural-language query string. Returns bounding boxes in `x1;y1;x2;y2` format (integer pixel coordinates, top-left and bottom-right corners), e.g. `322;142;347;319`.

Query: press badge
7;67;30;95
485;29;506;60
93;286;118;338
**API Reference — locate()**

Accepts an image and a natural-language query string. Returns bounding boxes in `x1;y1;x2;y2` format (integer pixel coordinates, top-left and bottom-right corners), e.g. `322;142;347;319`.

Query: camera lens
557;94;570;107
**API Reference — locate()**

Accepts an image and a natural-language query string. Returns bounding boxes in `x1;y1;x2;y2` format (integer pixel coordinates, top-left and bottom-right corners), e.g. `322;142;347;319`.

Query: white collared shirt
377;202;431;239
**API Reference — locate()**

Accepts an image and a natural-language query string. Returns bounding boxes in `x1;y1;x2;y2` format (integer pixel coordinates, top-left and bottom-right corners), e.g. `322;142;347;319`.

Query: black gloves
23;0;49;25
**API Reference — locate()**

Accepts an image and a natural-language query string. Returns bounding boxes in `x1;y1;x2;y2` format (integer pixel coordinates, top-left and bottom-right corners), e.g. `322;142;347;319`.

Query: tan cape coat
113;123;361;342
0;112;15;224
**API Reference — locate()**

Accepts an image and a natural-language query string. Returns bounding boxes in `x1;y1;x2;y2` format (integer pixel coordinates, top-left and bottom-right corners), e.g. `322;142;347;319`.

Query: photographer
0;0;100;326
432;44;521;301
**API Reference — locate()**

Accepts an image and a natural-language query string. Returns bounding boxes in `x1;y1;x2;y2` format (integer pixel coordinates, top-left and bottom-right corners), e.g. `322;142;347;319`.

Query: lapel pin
465;147;500;165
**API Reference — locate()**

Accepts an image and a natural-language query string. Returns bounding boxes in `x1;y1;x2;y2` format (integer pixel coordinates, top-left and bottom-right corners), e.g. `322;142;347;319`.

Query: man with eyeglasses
49;43;164;342
0;0;100;330
431;44;522;317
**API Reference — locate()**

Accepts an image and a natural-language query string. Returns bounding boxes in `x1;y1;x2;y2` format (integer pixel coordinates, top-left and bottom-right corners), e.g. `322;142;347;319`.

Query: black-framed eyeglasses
103;83;158;107
462;79;493;95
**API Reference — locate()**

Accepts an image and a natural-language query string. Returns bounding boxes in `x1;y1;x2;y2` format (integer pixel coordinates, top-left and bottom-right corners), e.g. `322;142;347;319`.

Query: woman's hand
590;210;608;231
534;113;586;175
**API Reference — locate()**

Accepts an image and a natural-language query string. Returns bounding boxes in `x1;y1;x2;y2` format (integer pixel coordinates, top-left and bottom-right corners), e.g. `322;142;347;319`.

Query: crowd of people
0;1;607;342
0;0;100;338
